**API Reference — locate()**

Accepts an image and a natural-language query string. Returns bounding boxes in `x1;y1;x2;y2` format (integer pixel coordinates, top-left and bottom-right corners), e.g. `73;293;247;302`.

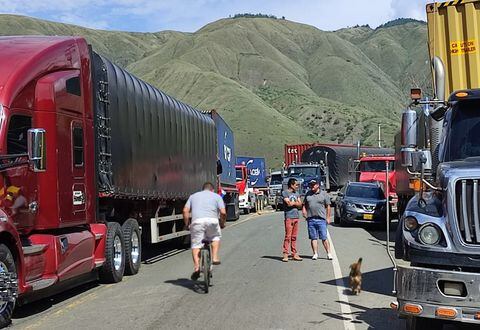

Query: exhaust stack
430;56;445;175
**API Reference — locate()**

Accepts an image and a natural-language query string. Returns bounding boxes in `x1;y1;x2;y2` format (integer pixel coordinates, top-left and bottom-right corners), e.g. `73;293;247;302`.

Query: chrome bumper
396;264;480;323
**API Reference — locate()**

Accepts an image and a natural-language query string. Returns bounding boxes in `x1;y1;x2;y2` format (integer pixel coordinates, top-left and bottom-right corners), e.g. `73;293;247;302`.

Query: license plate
363;214;373;220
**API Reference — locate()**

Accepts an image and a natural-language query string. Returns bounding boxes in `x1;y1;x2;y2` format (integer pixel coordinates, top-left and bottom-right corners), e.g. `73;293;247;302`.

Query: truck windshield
288;167;318;177
359;161;394;172
443;101;480;161
347;185;385;199
236;168;243;182
270;174;282;185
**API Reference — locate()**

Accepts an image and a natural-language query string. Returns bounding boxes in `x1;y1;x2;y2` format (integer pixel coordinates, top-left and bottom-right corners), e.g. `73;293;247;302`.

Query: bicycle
200;239;213;293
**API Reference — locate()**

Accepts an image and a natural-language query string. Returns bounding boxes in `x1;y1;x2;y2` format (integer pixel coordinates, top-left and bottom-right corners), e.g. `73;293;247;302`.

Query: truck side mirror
430;105;448;121
27;128;46;172
400;108;417;167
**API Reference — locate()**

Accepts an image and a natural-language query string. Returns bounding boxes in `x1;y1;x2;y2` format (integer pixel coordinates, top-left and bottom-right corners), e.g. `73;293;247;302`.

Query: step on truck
0;36;222;327
393;1;480;327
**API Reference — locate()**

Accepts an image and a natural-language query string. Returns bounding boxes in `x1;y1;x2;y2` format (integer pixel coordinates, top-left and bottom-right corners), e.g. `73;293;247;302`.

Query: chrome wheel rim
131;231;140;265
0;262;9;312
113;236;123;271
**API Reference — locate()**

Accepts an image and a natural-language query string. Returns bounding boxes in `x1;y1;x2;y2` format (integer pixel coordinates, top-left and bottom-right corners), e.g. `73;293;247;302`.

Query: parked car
334;182;389;226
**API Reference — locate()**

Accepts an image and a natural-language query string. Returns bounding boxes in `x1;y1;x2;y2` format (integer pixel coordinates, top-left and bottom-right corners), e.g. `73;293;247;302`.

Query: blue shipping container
207;110;236;187
236;156;268;188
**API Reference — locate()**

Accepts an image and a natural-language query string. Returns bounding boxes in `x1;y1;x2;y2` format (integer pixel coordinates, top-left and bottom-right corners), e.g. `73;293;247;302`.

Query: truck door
3;113;36;230
56;72;87;226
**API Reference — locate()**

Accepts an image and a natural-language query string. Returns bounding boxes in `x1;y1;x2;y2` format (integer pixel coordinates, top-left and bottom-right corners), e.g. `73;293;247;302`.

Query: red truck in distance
358;155;397;212
0;36;225;327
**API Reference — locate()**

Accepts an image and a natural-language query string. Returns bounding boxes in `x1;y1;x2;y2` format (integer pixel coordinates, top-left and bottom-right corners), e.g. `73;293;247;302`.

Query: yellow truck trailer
393;1;480;328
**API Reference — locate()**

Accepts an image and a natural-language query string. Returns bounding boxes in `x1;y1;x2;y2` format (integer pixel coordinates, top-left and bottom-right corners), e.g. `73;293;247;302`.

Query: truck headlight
419;224;441;245
404;216;418;231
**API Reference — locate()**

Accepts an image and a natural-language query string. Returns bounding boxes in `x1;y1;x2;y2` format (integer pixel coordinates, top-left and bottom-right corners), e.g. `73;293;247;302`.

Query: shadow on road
261;255;284;262
164;278;207;294
324;300;404;329
320;267;395;296
13;281;99;319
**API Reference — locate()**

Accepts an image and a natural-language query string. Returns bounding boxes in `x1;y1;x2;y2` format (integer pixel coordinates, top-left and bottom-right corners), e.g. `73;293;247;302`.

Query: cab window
7;115;31;155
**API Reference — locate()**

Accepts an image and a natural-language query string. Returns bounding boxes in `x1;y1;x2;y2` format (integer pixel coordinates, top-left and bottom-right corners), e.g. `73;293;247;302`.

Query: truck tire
395;218;405;259
99;222;125;283
122;219;141;275
0;244;16;328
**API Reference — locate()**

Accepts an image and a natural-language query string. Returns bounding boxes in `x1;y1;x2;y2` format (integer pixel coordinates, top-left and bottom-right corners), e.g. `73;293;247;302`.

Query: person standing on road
302;180;333;260
282;178;303;262
183;182;227;281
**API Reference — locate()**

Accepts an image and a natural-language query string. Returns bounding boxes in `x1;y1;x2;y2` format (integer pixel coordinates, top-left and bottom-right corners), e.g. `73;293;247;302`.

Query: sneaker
312;253;318;260
282;254;289;262
327;253;333;260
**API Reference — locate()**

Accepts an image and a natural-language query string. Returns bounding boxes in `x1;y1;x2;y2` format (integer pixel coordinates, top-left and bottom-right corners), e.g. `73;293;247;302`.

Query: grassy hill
0;15;430;167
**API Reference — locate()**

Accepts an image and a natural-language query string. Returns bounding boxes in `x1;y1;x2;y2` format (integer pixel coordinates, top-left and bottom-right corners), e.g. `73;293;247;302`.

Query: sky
0;0;428;32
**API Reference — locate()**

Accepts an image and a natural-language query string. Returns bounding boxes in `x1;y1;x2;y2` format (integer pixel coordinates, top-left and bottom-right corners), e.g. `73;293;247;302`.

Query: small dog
349;257;363;295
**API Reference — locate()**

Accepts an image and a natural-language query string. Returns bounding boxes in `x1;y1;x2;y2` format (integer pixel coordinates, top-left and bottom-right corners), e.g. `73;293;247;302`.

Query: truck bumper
396;265;480;324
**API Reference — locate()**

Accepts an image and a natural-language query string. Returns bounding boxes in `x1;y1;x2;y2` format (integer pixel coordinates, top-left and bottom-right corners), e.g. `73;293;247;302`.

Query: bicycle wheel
201;248;210;293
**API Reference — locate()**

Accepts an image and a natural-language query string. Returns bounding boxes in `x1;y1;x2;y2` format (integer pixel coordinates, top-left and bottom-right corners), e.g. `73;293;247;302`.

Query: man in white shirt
183;182;226;280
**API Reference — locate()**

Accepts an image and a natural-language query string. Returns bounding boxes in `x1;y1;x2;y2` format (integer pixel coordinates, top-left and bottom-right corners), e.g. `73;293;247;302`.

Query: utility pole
378;124;382;148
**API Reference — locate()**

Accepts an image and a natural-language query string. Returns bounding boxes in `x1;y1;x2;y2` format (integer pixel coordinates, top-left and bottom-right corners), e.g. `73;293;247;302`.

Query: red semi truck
0;36;222;326
358;155;397;212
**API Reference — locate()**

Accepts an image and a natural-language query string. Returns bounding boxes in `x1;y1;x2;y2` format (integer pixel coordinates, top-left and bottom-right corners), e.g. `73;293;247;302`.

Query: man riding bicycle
183;182;227;281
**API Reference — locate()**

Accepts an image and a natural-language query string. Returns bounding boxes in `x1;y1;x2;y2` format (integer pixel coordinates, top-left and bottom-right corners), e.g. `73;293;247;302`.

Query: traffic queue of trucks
282;143;394;204
392;1;480;328
0;36;275;327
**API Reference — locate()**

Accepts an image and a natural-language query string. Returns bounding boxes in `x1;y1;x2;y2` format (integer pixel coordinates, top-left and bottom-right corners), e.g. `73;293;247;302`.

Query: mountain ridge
0;14;430;167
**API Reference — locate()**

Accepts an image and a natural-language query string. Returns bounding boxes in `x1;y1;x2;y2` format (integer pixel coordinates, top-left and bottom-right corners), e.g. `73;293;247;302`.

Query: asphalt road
5;211;442;329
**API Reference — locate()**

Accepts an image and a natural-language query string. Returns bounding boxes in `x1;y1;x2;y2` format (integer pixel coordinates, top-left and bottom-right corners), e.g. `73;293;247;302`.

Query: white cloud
390;0;427;21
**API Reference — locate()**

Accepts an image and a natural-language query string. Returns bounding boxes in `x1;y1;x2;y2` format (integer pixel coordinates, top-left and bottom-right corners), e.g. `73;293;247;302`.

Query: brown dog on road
349;257;363;295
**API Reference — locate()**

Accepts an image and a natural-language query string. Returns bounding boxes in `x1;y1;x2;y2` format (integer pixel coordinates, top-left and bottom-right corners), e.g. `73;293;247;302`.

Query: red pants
283;218;299;255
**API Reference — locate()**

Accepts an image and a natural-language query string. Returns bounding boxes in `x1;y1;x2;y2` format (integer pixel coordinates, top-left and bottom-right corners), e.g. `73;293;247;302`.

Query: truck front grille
455;179;480;244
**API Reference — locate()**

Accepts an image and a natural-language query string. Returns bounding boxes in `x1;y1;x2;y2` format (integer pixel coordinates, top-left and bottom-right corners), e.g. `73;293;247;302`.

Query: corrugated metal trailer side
91;51;216;200
427;0;480;96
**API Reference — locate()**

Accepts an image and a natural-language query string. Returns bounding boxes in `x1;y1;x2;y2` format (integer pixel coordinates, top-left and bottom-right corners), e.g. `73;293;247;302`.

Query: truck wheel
0;244;17;328
100;222;125;283
395;218;405;259
122;219;141;275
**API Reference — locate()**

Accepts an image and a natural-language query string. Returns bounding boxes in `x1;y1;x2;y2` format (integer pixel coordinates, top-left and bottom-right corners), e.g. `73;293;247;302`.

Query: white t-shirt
185;190;225;221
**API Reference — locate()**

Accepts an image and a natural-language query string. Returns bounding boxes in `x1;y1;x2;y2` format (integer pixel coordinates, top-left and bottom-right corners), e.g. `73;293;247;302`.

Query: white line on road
328;231;356;330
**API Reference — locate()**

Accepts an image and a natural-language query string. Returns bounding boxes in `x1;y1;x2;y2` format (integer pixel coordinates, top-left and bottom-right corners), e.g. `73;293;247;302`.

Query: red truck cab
359;155;397;212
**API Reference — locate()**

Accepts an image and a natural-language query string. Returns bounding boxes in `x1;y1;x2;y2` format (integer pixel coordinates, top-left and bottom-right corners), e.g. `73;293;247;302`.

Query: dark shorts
307;218;327;240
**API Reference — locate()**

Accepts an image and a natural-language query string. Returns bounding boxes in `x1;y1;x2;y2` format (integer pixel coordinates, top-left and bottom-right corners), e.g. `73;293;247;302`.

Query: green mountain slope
0;14;430;167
